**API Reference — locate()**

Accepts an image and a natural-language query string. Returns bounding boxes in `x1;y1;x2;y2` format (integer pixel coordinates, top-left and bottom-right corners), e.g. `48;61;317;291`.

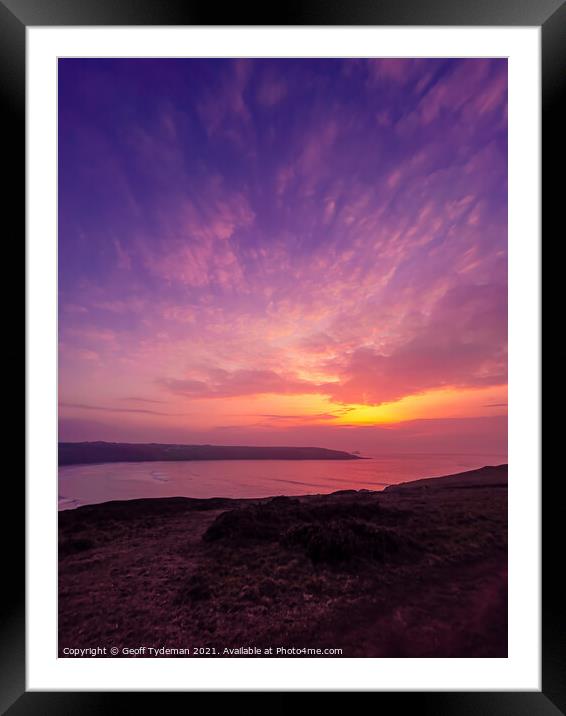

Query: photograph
57;57;508;659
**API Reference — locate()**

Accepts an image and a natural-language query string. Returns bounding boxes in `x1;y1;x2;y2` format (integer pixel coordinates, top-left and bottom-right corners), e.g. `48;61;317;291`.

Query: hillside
384;464;508;492
59;472;507;658
58;441;361;466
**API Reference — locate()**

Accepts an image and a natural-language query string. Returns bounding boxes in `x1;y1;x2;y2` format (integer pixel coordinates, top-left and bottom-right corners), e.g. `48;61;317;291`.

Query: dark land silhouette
59;441;361;466
59;465;507;657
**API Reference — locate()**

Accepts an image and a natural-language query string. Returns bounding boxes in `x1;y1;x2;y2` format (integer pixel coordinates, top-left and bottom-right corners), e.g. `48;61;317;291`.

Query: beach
59;465;507;658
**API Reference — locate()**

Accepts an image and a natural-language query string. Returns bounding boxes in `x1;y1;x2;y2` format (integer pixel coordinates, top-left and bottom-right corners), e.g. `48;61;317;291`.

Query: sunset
58;57;509;659
58;58;507;454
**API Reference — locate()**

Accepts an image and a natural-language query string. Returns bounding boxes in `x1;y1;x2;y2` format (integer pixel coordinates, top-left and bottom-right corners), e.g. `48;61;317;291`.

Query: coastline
58;442;362;466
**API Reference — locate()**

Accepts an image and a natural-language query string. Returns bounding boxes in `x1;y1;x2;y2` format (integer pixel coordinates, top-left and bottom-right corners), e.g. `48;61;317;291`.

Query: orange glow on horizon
330;385;507;426
58;383;507;433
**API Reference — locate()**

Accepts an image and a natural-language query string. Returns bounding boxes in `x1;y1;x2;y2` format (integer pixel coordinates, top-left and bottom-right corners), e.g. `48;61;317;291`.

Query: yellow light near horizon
59;382;507;433
331;385;508;426
165;385;508;430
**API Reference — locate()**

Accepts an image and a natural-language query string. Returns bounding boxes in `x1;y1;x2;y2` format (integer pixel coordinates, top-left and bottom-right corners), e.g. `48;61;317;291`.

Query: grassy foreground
59;466;507;657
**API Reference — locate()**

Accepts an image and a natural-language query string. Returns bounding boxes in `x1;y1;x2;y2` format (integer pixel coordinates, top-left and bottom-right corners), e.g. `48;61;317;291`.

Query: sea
58;452;507;510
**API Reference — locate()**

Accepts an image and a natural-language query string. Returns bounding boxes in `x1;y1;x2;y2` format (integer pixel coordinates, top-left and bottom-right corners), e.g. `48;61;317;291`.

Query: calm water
58;452;506;510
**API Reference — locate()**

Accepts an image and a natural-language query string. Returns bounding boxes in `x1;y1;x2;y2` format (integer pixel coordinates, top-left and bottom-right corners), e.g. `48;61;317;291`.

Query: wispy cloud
158;369;326;400
59;402;186;417
58;58;507;447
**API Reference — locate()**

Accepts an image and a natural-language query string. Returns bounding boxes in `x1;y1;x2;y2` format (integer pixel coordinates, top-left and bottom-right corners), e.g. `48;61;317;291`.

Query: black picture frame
7;0;558;709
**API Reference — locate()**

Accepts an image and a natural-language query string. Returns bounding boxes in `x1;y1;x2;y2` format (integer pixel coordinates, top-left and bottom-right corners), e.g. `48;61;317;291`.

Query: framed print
8;0;558;708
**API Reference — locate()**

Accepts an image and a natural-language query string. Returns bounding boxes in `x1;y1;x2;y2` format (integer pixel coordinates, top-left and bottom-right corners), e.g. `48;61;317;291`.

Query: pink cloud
145;189;254;289
159;368;325;400
326;283;507;406
367;59;431;87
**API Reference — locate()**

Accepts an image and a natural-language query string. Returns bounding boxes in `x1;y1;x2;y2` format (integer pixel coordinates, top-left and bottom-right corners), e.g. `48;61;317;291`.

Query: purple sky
58;58;507;453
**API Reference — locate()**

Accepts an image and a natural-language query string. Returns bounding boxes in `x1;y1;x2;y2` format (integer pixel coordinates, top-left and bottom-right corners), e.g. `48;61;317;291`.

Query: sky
58;58;507;454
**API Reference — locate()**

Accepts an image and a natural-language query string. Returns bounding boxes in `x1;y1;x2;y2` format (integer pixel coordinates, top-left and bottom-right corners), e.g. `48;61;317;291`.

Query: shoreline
59;463;508;512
